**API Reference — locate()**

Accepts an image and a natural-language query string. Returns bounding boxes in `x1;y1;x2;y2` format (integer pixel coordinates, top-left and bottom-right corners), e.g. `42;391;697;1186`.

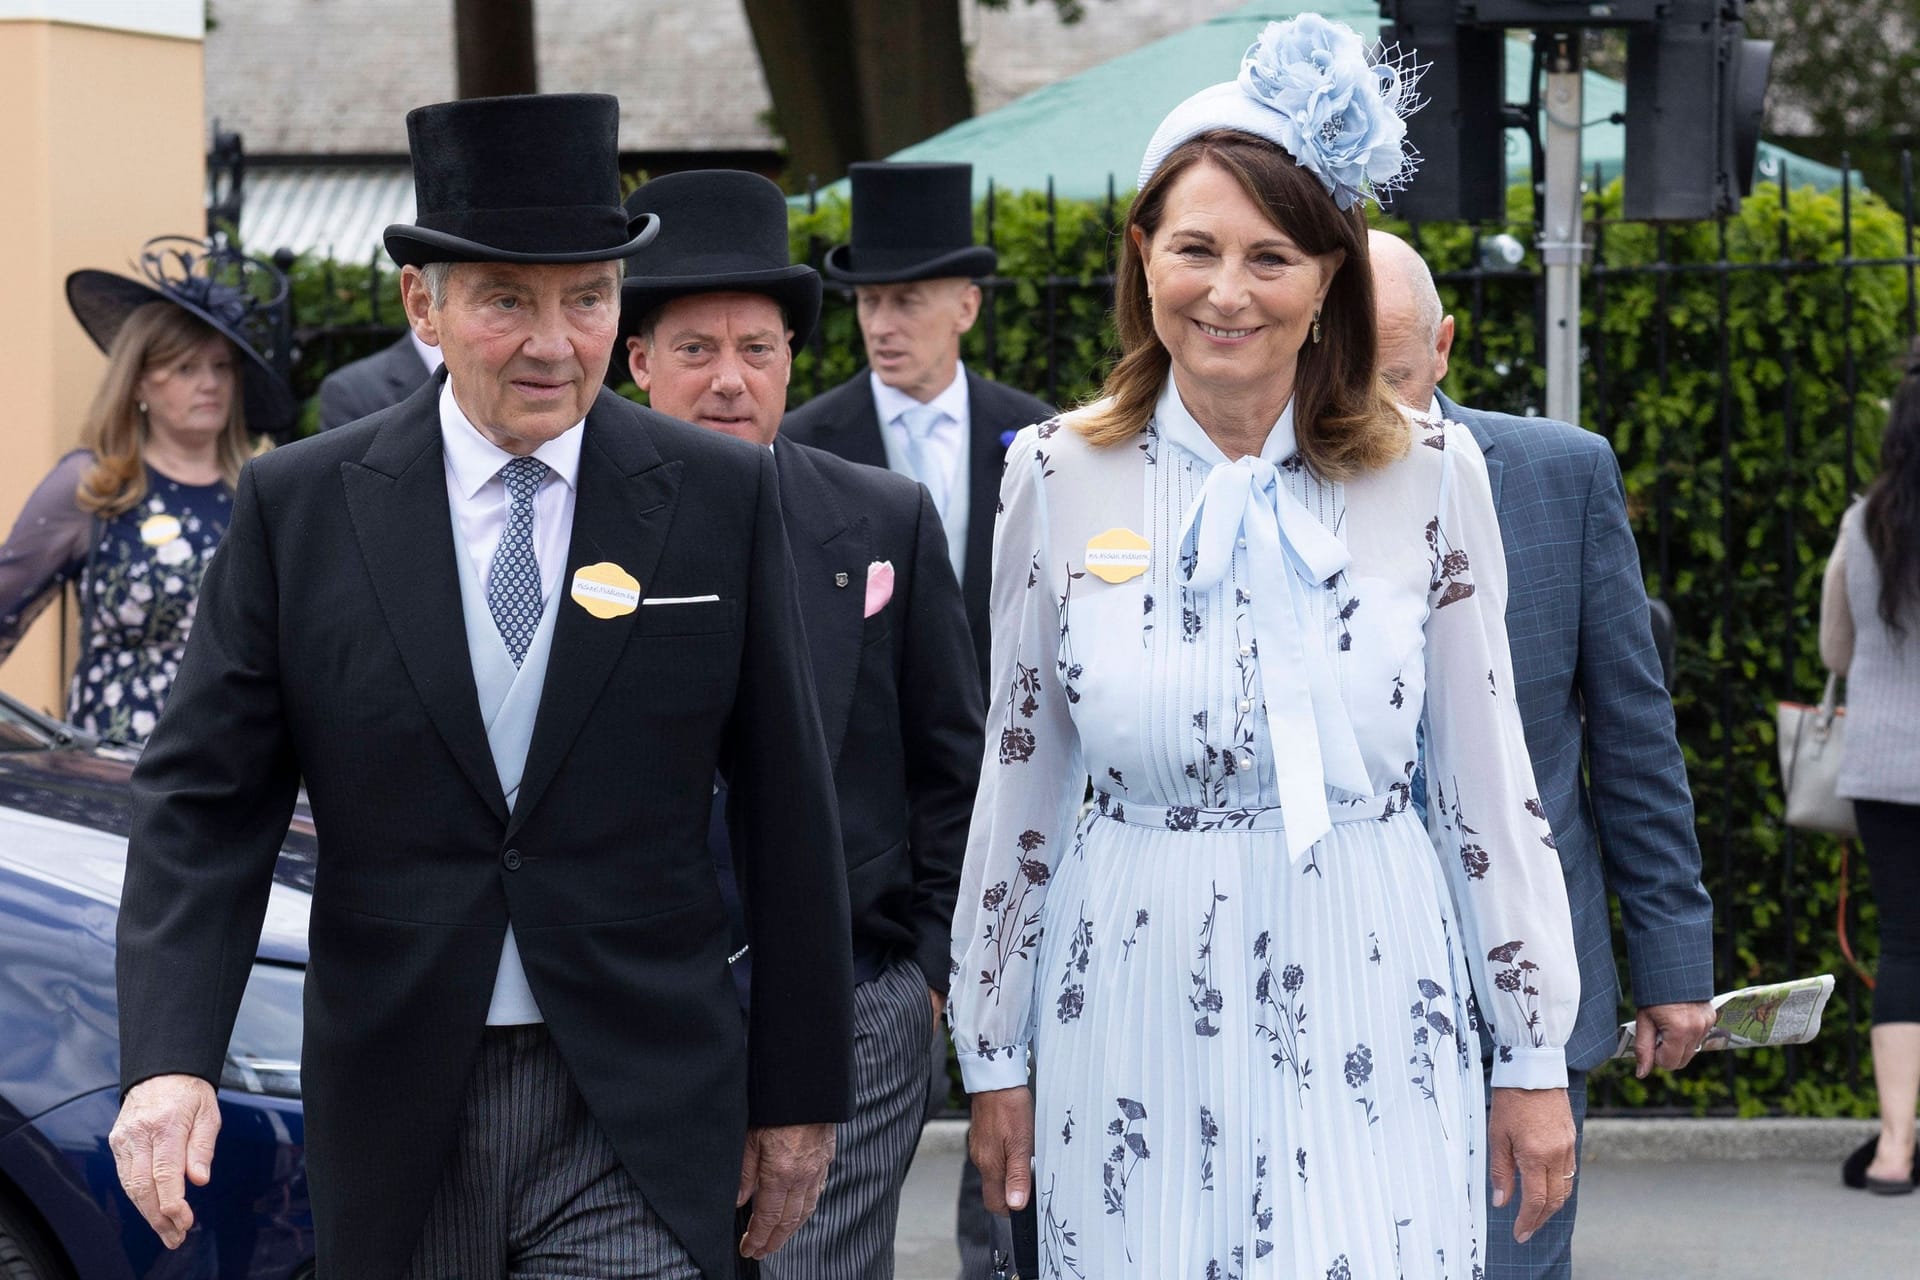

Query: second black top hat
383;93;658;269
822;162;996;286
619;170;822;351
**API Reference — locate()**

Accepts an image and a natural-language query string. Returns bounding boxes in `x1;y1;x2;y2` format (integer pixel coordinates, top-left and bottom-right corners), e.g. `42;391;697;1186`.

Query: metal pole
1540;31;1584;426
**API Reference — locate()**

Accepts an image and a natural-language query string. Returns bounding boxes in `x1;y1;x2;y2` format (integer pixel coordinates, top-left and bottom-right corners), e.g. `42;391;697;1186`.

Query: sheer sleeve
949;425;1086;1093
1421;425;1579;1089
0;451;95;665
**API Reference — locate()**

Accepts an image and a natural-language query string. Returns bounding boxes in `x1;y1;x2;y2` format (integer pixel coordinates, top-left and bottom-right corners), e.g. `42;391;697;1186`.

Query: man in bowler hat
110;94;854;1279
783;162;1054;692
620;168;985;1279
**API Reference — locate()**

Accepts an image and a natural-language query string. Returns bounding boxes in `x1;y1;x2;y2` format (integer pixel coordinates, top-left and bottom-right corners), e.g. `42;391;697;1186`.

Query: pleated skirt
1031;805;1487;1280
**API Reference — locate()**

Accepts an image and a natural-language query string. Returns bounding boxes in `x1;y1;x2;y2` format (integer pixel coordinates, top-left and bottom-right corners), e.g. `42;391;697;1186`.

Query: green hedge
281;176;1915;1115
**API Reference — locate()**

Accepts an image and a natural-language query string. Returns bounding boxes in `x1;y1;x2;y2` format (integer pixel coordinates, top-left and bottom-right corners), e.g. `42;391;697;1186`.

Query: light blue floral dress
949;380;1579;1279
0;450;230;743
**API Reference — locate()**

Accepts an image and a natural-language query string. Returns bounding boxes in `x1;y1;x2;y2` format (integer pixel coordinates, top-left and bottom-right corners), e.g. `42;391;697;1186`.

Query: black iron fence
283;154;1919;1114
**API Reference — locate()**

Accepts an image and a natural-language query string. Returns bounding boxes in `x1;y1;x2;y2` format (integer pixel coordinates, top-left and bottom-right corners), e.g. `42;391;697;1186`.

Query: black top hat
66;236;296;437
383;93;658;269
822;162;996;285
619;170;822;351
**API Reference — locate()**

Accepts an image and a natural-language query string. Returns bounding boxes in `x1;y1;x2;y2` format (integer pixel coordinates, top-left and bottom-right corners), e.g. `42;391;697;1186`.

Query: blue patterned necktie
487;456;549;666
896;403;949;518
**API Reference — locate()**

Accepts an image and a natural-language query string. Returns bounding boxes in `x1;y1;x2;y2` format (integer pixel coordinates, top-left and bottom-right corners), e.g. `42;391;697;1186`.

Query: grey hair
419;258;626;309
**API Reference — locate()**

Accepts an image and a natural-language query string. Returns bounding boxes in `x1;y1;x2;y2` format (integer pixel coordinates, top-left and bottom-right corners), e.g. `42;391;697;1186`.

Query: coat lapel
824;375;889;469
777;442;869;763
1438;391;1505;509
509;394;684;837
341;376;509;822
961;371;1006;613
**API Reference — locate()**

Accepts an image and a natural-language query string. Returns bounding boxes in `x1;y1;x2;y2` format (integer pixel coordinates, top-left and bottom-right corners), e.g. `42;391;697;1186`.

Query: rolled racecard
1611;974;1837;1060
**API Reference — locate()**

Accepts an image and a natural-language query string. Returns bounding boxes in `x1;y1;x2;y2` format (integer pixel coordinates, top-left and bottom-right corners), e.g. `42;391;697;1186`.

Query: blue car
0;693;314;1278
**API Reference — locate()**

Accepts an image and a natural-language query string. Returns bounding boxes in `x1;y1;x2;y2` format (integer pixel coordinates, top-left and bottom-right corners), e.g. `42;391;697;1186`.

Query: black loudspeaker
1623;1;1771;219
1381;4;1509;222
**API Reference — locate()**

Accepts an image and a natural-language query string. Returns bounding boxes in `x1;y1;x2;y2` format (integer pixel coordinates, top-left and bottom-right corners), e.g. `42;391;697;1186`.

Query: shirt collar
410;329;444;376
438;378;584;501
1154;373;1298;470
871;360;969;430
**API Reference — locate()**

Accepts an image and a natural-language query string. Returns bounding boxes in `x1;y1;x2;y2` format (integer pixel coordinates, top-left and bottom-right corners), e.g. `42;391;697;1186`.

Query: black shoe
1843;1136;1920;1190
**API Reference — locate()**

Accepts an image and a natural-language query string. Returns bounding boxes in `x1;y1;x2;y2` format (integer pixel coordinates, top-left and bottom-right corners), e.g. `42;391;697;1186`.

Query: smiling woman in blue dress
949;16;1581;1277
0;238;291;743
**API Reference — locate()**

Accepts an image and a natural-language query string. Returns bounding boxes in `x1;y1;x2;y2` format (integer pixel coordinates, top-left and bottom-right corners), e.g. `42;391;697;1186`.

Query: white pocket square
643;594;721;606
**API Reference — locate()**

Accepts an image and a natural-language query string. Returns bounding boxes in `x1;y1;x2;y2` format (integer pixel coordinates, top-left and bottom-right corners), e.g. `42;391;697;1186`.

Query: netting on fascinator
1138;13;1427;211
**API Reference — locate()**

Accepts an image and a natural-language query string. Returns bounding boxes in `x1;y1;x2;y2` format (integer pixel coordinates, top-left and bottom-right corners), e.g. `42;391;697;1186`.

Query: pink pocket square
863;560;895;618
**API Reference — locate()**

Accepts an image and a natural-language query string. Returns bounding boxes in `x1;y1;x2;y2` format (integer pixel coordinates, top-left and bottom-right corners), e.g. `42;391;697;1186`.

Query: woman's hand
1487;1086;1577;1243
968;1085;1035;1215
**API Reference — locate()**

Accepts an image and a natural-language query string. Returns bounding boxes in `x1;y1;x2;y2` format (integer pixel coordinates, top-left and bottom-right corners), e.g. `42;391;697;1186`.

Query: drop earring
137;400;148;414
1310;311;1323;345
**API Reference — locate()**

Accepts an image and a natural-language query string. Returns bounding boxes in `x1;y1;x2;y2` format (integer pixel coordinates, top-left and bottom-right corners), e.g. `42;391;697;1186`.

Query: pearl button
1237;537;1248;548
1239;754;1254;770
1239;644;1252;658
1239;698;1253;713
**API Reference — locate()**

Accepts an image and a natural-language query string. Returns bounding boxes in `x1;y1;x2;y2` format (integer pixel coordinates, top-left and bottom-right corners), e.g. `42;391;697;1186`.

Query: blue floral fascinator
66;235;296;438
1138;13;1425;211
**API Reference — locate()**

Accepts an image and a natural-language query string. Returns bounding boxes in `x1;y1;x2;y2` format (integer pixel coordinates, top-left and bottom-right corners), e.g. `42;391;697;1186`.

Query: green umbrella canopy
800;0;1847;203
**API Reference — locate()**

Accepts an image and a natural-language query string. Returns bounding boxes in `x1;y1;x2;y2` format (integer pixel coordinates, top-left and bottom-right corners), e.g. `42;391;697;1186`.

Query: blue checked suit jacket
1439;393;1715;1072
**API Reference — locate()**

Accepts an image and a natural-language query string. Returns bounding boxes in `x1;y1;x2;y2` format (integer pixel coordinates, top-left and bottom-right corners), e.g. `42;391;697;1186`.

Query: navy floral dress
0;450;231;743
949;383;1579;1278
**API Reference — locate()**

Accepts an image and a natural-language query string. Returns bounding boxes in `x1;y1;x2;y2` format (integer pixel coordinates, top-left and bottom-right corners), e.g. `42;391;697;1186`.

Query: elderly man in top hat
1369;230;1715;1279
783;162;1054;692
619;168;985;1279
109;94;854;1280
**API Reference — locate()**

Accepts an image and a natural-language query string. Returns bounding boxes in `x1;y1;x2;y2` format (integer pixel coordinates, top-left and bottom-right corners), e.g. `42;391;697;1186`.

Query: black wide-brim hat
384;93;658;269
618;170;821;352
66;236;296;437
822;161;996;285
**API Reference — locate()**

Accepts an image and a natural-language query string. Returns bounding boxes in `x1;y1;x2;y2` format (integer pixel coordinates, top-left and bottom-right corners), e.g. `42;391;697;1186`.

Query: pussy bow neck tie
1177;446;1370;860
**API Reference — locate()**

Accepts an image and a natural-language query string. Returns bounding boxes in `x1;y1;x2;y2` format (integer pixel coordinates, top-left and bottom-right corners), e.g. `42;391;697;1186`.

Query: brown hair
1078;131;1406;480
76;302;255;517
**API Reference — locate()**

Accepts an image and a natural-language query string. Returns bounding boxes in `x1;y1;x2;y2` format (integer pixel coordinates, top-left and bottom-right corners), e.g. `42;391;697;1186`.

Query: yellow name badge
139;514;183;547
1085;527;1151;584
569;562;641;618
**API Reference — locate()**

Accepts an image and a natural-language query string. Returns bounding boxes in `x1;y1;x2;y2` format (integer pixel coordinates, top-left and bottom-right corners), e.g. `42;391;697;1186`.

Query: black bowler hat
383;93;658;269
822;162;996;285
618;170;822;351
66;236;296;438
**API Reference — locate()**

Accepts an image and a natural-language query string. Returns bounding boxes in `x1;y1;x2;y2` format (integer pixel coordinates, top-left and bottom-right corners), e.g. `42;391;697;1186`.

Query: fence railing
280;154;1920;1115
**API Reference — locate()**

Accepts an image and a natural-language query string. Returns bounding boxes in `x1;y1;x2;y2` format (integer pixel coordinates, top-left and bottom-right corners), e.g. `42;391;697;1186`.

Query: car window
0;699;55;752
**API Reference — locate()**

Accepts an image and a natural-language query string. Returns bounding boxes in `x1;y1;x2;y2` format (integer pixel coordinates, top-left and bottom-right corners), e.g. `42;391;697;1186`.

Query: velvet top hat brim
66;269;296;438
615;169;822;354
383;93;659;269
384;212;661;271
620;265;822;353
819;242;997;286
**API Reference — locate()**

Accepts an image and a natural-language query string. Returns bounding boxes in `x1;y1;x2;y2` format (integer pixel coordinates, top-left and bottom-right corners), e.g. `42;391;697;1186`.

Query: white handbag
1776;673;1857;837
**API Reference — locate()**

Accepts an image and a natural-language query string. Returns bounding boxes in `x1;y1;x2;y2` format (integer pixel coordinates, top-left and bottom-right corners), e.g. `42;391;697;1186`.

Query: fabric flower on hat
1238;15;1421;211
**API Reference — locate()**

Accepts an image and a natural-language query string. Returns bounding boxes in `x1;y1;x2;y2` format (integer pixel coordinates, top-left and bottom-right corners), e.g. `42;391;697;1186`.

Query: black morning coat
317;333;434;431
115;372;855;1280
770;439;984;992
781;369;1056;691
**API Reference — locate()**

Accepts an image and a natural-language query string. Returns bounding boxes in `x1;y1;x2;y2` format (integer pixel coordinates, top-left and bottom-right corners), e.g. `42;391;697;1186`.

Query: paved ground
892;1119;1920;1279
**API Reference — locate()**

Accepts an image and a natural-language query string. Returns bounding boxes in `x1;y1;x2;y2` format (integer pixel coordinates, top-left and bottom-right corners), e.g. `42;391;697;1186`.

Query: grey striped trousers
760;956;931;1280
405;1024;701;1279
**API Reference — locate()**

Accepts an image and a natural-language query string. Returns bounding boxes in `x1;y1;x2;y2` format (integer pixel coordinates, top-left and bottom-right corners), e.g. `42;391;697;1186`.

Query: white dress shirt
438;379;582;1024
411;329;445;376
871;360;972;581
439;379;581;606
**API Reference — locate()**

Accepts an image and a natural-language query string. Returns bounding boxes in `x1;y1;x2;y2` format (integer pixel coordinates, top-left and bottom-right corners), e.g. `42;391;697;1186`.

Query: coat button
503;848;523;871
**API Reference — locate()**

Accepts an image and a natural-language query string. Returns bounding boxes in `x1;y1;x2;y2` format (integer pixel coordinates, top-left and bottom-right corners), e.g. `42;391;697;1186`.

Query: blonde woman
0;238;290;742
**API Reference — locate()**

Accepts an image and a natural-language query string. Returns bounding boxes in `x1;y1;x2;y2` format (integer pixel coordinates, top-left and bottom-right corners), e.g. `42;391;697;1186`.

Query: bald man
1371;232;1717;1279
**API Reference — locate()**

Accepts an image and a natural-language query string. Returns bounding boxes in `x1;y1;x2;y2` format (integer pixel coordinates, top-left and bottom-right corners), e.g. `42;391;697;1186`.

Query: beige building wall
0;5;206;714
